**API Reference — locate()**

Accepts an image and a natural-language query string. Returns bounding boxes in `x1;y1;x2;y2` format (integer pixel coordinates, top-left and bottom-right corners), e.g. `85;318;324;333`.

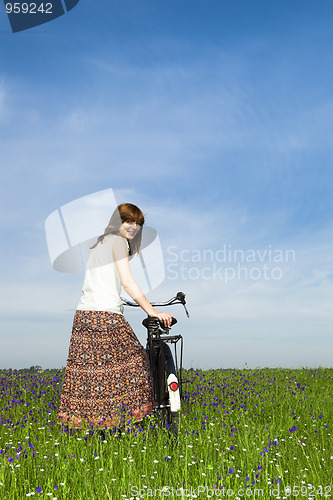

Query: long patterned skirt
57;310;155;428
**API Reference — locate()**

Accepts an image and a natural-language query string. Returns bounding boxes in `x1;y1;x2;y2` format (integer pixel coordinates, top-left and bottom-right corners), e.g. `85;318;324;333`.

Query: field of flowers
0;367;332;499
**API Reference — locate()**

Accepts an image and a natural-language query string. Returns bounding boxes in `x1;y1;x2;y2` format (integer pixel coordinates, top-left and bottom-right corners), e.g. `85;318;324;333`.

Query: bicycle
122;291;189;437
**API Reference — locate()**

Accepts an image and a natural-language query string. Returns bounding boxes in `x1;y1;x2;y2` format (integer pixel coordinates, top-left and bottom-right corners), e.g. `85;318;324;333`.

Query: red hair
91;203;145;255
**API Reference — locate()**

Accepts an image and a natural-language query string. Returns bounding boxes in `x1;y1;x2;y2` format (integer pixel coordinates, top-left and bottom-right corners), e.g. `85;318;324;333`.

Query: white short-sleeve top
77;234;127;314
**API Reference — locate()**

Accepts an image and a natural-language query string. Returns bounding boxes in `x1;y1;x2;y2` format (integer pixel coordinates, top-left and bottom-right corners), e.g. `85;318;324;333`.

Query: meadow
0;367;332;499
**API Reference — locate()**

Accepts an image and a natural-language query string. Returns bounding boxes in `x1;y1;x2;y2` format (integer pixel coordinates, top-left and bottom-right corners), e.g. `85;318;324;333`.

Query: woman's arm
112;236;173;327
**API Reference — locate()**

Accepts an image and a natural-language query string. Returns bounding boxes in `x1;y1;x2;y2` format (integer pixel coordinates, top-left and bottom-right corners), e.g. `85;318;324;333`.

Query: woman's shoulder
103;234;128;251
103;234;125;244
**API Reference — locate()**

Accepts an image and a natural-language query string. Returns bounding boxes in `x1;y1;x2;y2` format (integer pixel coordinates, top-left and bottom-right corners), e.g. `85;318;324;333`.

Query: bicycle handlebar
121;291;189;317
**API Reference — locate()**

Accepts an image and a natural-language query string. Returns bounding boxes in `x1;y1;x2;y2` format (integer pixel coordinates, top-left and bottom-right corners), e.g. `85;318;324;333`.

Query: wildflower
36;487;43;494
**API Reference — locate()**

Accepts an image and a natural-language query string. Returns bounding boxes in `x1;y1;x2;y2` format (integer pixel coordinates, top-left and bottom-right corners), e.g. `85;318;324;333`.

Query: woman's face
119;220;141;240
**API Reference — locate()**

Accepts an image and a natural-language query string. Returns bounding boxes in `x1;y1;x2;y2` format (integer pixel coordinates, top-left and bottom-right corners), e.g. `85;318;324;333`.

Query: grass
0;367;332;499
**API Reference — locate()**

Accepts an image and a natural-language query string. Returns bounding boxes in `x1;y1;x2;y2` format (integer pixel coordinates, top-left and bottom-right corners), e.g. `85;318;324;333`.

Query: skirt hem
57;402;155;429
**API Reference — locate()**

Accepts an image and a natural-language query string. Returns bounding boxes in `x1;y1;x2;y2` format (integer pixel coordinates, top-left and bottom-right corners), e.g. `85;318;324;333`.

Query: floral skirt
57;310;155;428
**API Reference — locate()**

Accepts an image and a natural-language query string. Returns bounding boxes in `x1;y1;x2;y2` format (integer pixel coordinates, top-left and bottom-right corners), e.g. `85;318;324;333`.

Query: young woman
57;203;173;429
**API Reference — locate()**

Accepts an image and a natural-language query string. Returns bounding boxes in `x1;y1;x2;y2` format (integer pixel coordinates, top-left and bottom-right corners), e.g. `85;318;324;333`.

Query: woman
58;203;173;429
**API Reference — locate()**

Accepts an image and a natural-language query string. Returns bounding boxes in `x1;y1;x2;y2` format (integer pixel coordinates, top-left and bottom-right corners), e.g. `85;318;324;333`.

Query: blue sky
1;0;332;369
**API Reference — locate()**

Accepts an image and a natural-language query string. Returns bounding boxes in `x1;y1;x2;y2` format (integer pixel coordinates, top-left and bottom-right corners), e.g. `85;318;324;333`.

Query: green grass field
0;367;332;499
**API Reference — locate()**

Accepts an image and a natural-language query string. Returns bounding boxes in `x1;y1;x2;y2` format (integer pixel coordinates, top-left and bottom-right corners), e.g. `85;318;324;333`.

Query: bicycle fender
167;374;181;412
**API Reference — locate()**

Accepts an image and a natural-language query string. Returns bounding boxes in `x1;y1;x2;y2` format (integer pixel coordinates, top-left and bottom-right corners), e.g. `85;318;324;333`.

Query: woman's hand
153;311;173;328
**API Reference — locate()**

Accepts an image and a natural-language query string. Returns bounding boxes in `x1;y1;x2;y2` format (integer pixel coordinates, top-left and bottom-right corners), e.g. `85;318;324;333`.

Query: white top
77;234;126;314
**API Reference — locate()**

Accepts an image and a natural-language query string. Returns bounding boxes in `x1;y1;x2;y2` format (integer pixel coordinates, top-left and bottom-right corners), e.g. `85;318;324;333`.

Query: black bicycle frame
121;292;188;398
144;318;184;399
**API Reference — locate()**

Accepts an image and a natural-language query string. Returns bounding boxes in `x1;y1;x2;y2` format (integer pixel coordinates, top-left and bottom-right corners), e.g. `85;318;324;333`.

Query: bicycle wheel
156;343;181;437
